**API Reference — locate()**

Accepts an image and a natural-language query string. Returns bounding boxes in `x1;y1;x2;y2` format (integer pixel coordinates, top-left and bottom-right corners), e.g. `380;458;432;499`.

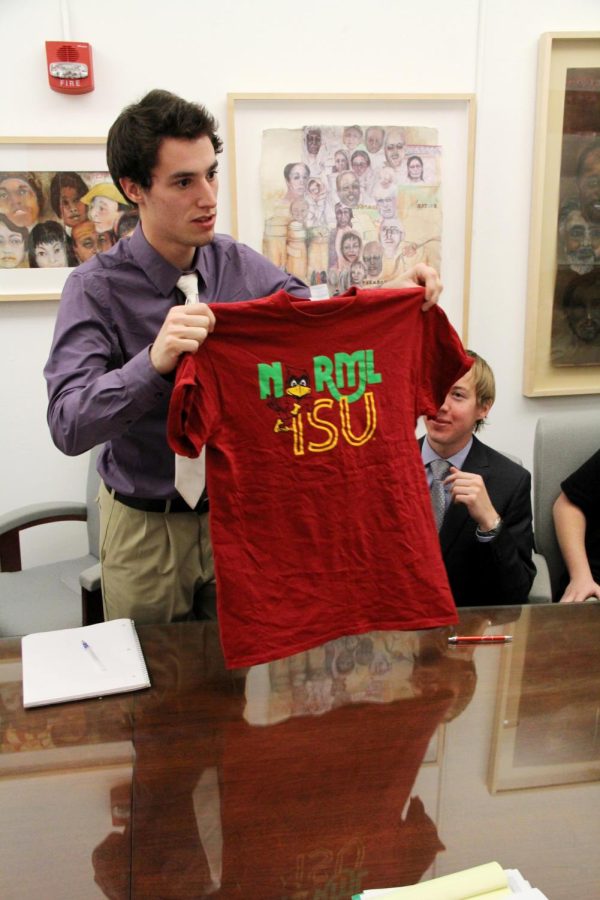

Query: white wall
2;0;599;565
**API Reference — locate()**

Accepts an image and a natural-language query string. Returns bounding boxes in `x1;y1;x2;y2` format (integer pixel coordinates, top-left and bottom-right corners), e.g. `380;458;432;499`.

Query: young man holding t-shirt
45;88;442;627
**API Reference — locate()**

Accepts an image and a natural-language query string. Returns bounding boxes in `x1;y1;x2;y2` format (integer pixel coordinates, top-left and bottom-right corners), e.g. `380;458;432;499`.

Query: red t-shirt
168;287;471;667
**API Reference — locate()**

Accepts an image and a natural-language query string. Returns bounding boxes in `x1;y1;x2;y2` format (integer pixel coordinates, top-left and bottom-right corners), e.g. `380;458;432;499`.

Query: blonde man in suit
420;351;536;606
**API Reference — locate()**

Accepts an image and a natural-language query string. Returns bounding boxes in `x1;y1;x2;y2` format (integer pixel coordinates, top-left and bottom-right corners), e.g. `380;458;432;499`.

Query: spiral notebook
21;618;150;708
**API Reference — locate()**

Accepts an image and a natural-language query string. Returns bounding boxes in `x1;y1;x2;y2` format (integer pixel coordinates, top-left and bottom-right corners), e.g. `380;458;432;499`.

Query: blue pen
81;640;107;671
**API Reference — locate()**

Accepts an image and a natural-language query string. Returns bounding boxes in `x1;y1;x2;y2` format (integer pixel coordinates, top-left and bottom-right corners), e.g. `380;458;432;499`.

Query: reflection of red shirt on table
124;628;453;899
219;692;451;897
168;288;471;667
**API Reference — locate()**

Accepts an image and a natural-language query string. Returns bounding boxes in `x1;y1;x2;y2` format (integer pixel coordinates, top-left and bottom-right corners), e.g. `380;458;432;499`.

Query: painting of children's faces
261;125;442;294
0;170;137;269
550;67;600;367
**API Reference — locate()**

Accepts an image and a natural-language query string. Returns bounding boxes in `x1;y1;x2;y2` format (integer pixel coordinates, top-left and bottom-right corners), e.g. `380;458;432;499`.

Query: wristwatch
476;515;503;539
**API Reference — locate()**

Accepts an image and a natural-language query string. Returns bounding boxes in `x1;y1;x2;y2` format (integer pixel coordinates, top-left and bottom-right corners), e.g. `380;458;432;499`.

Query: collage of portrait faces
261;124;442;295
0;171;138;270
551;67;600;367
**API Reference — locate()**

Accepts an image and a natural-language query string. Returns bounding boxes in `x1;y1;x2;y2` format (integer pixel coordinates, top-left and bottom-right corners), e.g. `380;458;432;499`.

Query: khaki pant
98;482;214;624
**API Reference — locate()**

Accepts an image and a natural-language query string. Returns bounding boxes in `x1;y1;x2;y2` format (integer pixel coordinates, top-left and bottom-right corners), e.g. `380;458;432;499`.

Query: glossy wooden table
1;603;599;899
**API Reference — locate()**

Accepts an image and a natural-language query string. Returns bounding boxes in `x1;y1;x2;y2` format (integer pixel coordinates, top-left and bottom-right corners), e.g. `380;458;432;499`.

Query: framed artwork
523;33;600;396
488;606;600;793
0;137;137;302
227;93;476;340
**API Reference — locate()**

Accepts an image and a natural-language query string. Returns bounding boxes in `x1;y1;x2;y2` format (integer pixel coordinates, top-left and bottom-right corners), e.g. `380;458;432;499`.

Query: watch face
477;518;502;537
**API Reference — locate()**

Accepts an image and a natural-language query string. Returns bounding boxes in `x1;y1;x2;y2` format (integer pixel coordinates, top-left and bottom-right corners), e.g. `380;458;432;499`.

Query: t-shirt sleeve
415;306;473;419
561;448;600;516
167;349;221;458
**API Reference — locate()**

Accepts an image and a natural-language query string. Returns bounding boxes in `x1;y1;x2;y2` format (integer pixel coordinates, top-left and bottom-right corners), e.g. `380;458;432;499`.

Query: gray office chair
0;447;103;637
532;411;600;602
497;449;550;604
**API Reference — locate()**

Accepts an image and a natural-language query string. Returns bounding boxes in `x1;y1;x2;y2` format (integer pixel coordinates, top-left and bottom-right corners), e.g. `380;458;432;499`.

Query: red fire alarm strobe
45;41;94;94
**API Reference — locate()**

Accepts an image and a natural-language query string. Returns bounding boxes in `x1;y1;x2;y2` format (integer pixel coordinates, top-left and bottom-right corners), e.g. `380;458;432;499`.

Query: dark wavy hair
49;171;89;218
107;89;223;197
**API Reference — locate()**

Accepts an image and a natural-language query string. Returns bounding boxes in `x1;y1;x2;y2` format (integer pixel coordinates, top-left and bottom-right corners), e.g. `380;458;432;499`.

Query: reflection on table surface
1;602;599;899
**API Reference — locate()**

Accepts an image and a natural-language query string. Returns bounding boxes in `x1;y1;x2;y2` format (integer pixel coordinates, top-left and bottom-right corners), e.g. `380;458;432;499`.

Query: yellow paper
361;862;511;899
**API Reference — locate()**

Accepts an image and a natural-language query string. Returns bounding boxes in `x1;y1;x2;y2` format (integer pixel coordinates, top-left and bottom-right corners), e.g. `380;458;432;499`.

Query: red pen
448;635;512;644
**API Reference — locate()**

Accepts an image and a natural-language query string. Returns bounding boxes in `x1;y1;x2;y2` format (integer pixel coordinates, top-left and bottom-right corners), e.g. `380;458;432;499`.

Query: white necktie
174;273;206;508
177;272;199;305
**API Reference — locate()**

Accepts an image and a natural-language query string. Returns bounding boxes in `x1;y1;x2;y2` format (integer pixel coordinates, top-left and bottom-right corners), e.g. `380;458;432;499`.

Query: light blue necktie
430;458;450;530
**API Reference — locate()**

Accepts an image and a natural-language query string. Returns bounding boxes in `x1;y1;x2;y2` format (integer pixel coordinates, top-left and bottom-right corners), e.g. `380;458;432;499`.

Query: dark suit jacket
420;435;536;607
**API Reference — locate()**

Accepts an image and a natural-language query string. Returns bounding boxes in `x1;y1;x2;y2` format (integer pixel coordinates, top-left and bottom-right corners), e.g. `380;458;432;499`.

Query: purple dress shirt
44;224;310;498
